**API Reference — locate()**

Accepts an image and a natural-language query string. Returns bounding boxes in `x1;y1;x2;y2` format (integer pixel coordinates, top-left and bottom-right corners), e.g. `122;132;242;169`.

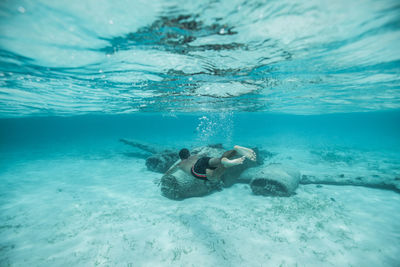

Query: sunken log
120;138;179;173
160;146;262;200
160;169;221;200
241;164;300;197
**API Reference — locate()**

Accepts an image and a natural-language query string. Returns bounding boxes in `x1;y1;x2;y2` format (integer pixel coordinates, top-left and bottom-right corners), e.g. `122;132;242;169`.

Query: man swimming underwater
166;145;256;181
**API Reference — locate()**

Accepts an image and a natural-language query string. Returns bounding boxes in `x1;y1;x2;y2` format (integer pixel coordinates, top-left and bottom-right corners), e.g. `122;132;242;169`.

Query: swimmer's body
166;145;256;181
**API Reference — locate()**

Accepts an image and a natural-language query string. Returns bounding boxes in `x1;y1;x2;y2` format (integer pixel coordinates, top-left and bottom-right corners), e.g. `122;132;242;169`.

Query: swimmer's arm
165;163;181;175
206;169;214;178
164;161;182;175
206;168;221;181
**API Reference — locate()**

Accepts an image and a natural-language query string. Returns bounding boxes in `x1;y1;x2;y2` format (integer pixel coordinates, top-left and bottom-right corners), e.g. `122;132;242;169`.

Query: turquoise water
0;0;400;115
1;0;400;266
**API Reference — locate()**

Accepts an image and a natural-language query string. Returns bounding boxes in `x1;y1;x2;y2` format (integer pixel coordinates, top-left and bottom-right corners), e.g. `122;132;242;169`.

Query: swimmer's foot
221;156;245;167
234;145;257;161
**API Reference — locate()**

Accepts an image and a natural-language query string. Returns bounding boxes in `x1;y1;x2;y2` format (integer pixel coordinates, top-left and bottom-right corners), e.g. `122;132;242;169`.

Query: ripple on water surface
0;0;399;116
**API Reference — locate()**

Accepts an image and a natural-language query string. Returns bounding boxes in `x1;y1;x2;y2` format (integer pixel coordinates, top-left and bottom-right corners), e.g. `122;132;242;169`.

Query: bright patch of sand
0;151;399;266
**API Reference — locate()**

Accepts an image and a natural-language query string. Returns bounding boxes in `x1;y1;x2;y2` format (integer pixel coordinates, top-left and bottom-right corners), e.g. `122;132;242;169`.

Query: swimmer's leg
208;149;237;168
208;149;245;168
209;146;255;168
206;145;256;180
233;145;256;161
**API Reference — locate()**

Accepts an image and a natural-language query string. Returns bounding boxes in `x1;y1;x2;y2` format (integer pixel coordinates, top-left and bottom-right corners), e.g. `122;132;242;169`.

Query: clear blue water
1;0;400;266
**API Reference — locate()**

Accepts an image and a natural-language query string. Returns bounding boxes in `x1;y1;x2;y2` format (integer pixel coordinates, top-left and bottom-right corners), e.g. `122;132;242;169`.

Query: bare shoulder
180;155;198;167
166;155;198;175
178;156;197;171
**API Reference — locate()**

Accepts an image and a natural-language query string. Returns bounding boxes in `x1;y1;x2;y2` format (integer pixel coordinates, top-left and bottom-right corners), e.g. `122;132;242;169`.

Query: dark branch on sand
119;138;161;154
300;180;400;194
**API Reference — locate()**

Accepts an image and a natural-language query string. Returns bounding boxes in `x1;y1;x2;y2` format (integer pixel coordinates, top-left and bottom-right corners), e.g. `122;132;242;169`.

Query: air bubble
195;112;234;145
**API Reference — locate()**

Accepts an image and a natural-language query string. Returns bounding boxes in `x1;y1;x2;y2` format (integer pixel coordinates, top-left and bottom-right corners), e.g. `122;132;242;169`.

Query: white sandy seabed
0;148;399;267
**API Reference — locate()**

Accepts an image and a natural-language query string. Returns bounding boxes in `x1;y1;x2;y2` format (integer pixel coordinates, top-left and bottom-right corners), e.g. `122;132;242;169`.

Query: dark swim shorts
191;157;217;180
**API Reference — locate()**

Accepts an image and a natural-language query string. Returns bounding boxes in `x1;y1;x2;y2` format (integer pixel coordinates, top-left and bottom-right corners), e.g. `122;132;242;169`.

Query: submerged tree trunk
120;139;303;199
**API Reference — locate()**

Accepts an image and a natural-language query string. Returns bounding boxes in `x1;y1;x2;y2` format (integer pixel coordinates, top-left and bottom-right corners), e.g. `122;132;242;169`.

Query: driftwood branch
119;138;160;154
